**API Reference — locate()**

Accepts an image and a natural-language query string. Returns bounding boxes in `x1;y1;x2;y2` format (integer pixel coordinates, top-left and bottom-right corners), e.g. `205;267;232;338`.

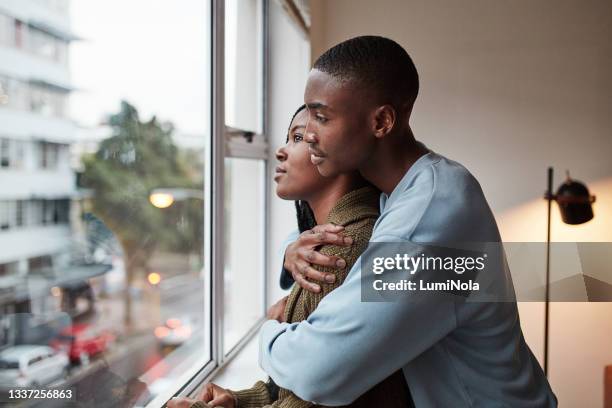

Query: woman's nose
275;145;287;162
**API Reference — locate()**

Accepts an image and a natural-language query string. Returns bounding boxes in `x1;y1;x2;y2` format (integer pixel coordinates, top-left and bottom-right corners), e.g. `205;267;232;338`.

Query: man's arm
259;235;457;406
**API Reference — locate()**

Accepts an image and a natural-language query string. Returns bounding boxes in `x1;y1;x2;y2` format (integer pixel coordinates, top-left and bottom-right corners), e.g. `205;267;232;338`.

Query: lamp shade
555;175;596;225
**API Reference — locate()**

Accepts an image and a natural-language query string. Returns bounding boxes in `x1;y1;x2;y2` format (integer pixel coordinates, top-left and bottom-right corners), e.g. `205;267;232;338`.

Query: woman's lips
274;166;286;181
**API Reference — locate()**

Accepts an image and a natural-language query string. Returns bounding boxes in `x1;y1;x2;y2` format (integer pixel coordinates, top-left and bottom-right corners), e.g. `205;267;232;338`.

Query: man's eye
293;134;303;142
315;114;328;123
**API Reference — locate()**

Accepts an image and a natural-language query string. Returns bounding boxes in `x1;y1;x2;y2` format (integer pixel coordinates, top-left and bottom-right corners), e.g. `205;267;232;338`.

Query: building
0;0;81;326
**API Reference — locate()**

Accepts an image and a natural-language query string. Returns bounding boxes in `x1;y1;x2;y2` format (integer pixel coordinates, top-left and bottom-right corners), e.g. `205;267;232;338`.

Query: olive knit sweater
190;186;412;408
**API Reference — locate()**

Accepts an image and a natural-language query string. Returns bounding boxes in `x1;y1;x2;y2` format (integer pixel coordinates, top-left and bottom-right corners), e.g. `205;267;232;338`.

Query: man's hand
267;296;288;322
284;223;352;293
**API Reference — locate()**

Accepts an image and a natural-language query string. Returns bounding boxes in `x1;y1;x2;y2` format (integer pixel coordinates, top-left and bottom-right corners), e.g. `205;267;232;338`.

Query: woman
169;106;412;408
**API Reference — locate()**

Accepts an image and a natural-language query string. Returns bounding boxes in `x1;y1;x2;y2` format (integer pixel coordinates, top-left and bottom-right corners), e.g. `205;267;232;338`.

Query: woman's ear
372;105;396;139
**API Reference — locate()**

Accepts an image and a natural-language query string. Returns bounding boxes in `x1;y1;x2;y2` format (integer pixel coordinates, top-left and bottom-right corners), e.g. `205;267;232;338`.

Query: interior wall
309;1;612;407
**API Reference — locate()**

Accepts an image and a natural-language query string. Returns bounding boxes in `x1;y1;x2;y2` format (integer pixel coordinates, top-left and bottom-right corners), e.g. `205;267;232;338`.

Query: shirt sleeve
279;229;300;290
259;234;458;406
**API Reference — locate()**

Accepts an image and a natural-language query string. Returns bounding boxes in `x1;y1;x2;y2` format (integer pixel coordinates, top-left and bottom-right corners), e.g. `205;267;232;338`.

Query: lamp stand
544;166;553;377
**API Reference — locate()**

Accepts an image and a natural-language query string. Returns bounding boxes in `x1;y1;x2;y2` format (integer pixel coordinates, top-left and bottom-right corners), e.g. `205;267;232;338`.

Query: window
0;201;9;230
14;20;23;48
0;1;271;405
0;77;8;105
0;262;19;277
27;255;53;274
29;200;43;225
0;139;26;170
15;200;25;227
221;0;268;356
0;76;29;111
38;142;61;169
223;158;265;353
225;0;264;133
28;27;62;61
0;14;14;47
29;84;68;117
0;139;9;168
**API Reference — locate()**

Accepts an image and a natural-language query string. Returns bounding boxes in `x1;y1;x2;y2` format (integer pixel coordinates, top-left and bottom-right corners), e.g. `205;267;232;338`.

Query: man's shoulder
390;152;483;210
374;152;498;242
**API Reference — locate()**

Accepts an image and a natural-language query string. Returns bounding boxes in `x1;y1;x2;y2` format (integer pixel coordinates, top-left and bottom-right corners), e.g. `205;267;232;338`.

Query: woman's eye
293;134;303;142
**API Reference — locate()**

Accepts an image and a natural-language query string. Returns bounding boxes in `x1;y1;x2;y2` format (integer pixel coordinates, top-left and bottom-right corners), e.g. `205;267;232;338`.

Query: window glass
224;0;263;133
0;14;13;46
223;158;265;354
0;1;211;406
0;139;9;167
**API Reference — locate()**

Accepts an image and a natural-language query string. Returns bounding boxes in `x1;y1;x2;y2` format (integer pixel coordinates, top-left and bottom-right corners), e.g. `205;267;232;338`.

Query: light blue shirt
260;149;557;407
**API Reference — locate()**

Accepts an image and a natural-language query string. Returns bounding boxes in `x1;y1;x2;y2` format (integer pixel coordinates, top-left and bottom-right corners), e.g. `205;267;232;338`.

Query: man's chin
316;162;340;178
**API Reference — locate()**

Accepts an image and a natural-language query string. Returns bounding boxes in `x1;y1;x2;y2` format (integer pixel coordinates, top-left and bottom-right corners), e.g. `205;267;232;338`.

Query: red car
51;323;115;364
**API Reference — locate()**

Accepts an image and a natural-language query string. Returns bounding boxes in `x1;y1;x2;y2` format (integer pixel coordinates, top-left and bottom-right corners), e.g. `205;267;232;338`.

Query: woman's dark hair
286;104;317;232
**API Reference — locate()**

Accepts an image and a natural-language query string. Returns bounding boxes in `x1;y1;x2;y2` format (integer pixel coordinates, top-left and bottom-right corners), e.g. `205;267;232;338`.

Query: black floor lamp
543;167;596;376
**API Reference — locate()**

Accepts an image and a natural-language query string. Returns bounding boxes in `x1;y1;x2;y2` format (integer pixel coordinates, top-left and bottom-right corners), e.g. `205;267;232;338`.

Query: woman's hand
284;223;352;293
167;397;201;408
198;383;236;408
267;296;288;322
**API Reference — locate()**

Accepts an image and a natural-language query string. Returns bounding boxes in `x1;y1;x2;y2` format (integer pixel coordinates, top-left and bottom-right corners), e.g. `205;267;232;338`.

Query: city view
0;1;210;406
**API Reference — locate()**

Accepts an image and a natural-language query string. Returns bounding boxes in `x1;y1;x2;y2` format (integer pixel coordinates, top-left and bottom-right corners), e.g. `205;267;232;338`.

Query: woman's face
274;109;333;200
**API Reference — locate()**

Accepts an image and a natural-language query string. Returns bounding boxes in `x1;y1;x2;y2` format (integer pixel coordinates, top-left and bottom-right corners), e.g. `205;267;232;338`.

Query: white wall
309;1;612;406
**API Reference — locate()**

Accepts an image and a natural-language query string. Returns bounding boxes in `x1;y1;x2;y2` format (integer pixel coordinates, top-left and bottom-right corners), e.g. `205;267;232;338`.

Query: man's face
303;69;376;177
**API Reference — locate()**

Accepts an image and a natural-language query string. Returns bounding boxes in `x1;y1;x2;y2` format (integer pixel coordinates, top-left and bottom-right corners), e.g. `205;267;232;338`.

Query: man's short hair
313;35;419;108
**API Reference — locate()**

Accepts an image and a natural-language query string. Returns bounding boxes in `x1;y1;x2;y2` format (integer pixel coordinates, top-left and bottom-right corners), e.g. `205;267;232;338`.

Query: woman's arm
299;220;371;316
230;380;274;408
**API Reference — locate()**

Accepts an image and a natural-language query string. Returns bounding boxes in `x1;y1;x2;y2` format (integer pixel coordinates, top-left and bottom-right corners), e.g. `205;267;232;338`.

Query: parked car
0;345;69;388
154;317;193;347
50;323;115;364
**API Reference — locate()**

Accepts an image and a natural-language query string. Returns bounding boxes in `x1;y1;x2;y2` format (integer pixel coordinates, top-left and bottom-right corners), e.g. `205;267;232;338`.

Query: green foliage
81;101;203;265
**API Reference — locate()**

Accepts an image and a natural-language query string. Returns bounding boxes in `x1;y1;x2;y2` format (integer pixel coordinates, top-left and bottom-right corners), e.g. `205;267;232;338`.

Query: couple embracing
170;36;556;408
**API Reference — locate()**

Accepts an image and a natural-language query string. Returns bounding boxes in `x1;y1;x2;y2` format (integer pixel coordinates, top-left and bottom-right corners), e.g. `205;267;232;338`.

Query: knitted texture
227;186;413;408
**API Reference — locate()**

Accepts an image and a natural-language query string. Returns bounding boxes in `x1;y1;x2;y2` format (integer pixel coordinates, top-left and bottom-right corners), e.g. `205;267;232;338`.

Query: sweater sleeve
229;380;272;408
303;220;372;316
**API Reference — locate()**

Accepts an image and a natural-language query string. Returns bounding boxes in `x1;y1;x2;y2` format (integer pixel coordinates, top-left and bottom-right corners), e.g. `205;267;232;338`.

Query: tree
81;101;203;328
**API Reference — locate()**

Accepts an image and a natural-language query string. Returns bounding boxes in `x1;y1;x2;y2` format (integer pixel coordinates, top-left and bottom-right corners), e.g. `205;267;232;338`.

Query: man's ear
372;105;396;139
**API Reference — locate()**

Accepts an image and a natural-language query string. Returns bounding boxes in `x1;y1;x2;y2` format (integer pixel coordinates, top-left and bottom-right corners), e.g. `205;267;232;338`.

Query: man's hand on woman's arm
284;223;352;293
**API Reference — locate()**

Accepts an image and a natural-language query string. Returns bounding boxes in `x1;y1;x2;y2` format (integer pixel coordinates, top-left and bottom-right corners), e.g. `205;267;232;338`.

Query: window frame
145;0;270;405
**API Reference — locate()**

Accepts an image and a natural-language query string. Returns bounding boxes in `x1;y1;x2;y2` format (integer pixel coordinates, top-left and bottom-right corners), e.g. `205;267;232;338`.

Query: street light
149;188;204;208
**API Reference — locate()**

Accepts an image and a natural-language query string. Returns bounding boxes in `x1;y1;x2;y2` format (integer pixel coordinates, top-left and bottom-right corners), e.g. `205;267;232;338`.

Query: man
260;36;557;407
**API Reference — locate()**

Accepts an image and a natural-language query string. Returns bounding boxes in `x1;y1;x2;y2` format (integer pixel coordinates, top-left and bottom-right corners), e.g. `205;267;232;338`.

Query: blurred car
0;345;69;388
50;323;115;364
154;317;193;347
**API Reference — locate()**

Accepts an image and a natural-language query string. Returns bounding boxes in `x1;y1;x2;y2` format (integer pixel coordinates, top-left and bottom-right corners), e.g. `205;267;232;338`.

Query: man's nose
304;128;317;144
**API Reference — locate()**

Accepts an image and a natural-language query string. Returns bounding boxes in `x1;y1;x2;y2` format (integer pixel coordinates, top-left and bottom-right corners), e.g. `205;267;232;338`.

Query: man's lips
310;154;325;165
309;147;325;165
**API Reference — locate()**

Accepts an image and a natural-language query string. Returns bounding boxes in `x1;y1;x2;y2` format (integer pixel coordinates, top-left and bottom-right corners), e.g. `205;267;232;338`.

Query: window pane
0;1;210;406
225;0;263;133
223;158;265;354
